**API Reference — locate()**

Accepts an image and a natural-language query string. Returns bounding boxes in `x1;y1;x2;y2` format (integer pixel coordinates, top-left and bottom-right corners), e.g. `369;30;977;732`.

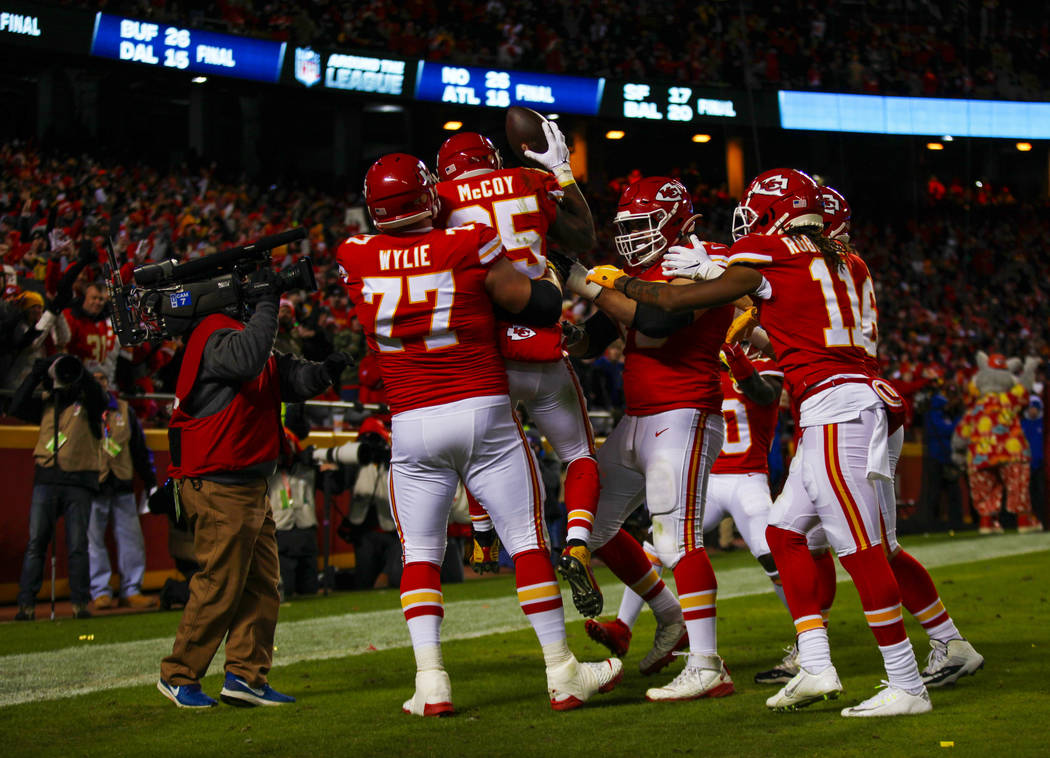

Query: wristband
553;163;575;188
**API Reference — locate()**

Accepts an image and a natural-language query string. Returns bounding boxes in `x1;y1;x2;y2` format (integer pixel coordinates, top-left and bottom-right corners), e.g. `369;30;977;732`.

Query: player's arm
721;343;782;406
590;264;763;313
523;121;596;254
486;256;562;326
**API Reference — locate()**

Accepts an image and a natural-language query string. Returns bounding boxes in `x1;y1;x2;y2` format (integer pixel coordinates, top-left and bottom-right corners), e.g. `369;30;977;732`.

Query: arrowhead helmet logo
294;47;322;88
507;326;536;341
654;181;685;202
750;174;790;197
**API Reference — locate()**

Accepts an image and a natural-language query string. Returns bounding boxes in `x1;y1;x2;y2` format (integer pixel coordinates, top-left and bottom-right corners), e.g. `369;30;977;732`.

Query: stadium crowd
60;0;1050;99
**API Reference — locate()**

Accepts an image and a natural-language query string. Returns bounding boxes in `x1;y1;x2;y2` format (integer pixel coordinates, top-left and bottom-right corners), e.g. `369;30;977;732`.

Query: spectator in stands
1021;396;1045;521
62;281;116;381
1;290;70;391
921;382;965;530
86;364;158;611
11;354;107;620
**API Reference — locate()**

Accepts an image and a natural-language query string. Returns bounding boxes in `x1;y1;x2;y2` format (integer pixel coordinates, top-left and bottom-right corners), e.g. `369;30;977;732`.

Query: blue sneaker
220;673;296;707
157;679;217;709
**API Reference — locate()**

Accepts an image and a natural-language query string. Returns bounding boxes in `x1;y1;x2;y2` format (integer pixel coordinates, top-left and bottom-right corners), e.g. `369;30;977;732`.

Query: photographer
314;417;398;590
269;424;320;600
10;353;108;621
157;267;350;709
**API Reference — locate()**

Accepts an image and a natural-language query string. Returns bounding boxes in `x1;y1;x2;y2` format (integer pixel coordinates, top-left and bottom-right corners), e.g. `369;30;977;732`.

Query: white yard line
1;532;1047;707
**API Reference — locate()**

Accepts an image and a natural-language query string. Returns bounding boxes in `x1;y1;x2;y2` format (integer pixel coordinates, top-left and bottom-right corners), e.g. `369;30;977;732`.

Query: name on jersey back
378;244;431;271
456;176;516;202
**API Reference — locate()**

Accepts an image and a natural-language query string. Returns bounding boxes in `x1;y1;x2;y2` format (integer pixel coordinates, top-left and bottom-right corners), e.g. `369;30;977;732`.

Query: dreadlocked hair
786;224;851;270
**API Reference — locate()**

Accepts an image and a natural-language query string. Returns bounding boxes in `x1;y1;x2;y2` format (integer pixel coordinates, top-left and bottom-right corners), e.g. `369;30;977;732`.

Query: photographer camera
155;242;351;709
10;353;108;621
313;416;399;590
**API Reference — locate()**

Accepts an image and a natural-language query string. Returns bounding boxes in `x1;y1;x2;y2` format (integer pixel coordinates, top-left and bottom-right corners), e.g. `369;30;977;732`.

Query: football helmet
363;153;439;230
732;168;823;241
436;132;502;180
614;177;699;269
820;186;851;242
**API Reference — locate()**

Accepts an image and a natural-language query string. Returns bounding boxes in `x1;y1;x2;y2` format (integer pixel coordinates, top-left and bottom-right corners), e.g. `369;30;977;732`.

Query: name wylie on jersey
377;243;432;270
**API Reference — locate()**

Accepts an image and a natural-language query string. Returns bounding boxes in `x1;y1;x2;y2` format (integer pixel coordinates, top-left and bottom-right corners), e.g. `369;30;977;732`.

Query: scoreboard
90;13;286;83
415;62;604;115
602;81;739;123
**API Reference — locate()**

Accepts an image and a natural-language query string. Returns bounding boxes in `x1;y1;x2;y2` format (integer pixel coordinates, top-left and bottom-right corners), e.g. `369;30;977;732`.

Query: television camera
104;228;316;346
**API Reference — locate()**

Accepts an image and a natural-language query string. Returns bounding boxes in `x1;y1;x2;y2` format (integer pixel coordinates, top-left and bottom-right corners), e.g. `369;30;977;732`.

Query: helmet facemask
614;208;672;269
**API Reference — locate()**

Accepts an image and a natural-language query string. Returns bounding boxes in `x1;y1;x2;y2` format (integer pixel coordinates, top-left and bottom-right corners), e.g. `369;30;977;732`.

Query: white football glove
523;120;575;187
661;235;726;280
565;261;603;301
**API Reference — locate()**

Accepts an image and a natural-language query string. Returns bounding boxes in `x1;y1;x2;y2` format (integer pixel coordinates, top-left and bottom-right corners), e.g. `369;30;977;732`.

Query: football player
588;168;933;717
820;187;983;689
337;154;621;716
434;126;604;616
586;341;788;671
561;176;736;701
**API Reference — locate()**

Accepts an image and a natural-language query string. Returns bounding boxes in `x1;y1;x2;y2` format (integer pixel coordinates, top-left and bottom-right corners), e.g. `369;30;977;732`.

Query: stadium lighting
1016;142;1033;152
364;104;404;113
975;181;984;187
941;135;954;142
443;121;463;131
606;130;625;140
191;76;207;84
546;114;560;120
926;142;944;151
691;134;712;143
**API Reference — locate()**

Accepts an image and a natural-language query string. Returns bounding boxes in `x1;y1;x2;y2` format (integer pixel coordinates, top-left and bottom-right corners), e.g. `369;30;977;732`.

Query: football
506;105;548;166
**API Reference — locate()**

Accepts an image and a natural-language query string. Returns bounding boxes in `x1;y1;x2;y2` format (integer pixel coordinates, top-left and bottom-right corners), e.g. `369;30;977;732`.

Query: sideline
1;532;1047;707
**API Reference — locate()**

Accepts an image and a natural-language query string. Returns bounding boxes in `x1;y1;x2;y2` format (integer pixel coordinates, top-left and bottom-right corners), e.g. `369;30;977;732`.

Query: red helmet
363;153;439;230
820;186;851;242
614;177;699;269
436;132;502;181
732;168;823;240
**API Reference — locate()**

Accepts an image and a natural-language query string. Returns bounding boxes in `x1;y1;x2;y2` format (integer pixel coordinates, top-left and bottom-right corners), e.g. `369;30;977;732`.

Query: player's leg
585;540;668;659
589;417;687;672
810;410;930;716
509;359;603;612
642;410;735;701
877;429;983;687
463;399;621;711
388;407;462;717
763;449;841;709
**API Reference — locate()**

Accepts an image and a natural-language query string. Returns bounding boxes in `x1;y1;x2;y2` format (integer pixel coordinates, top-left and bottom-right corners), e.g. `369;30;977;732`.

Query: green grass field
2;532;1048;758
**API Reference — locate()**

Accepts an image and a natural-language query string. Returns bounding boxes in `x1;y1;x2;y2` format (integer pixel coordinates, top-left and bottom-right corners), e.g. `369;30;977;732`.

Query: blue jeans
18;483;93;606
88;492;147;599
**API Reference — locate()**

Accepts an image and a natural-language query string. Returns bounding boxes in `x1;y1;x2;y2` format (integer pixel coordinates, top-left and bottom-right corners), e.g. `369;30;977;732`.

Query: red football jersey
336;224;510;414
622;264;734;416
63;309;116;365
712;357;784;475
727;234;878;398
436;167;564;362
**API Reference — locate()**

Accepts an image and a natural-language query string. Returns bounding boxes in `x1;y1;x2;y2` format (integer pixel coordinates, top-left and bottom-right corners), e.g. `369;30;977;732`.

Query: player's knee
645;460;678;516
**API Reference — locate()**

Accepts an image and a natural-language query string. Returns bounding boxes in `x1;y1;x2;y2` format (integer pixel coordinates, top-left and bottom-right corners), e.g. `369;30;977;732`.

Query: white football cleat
645;655;735;701
639;616;687;675
547;657;623;711
841;682;932;717
402;669;454;717
921;638;984;688
766;665;843;711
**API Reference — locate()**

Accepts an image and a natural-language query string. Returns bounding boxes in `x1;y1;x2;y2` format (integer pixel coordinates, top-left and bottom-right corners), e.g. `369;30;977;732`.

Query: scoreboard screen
415;62;604;115
602;81;739;123
90;13;286;83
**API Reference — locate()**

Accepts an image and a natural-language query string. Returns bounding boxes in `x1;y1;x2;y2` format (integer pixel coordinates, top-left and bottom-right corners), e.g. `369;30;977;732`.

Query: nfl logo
294;47;321;88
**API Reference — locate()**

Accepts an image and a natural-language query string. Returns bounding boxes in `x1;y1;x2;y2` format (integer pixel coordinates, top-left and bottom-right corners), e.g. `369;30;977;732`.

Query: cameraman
11;353;108;621
158;272;350;709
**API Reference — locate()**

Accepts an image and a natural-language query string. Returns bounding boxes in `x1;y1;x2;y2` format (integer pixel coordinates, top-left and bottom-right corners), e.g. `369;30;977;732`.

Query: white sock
414;643;444;672
542;639;574;669
926;617;961;645
879;638;924;694
797;627;833;673
617;586;647;629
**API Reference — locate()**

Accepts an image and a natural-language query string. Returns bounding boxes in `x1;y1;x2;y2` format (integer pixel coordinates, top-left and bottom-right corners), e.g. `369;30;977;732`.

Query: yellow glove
725;306;759;344
586;265;627;289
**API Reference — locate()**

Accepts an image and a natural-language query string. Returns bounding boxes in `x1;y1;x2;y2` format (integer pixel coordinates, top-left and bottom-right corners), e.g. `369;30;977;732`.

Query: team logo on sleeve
507;326;536;341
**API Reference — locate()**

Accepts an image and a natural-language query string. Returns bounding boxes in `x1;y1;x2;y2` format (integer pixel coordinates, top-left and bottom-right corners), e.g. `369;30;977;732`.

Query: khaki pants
160;478;280;688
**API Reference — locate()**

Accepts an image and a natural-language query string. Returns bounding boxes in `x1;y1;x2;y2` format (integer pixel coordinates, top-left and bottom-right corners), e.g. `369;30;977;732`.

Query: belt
796;375;873;406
